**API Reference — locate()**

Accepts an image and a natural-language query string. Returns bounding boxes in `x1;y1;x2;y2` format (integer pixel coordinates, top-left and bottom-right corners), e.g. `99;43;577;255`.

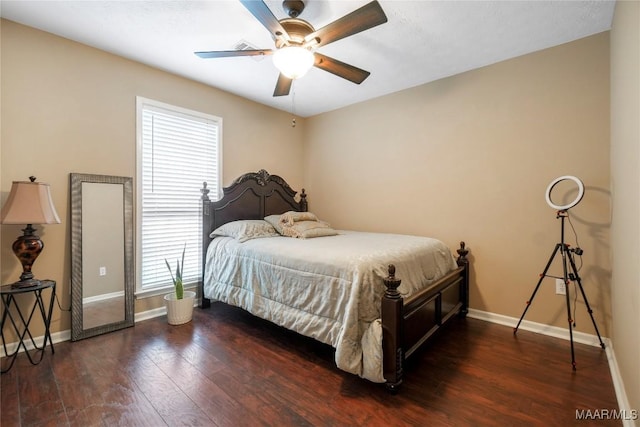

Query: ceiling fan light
273;46;314;80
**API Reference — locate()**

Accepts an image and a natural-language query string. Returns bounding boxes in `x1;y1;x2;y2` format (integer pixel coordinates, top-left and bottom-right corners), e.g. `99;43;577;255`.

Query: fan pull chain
291;86;296;128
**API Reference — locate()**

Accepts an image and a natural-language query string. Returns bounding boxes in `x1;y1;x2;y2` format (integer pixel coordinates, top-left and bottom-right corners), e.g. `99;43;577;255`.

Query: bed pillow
264;215;285;235
210;220;279;242
280;220;339;239
279;211;319;226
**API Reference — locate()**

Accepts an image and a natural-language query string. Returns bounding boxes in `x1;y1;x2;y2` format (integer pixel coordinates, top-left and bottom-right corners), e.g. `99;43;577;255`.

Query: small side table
1;280;56;373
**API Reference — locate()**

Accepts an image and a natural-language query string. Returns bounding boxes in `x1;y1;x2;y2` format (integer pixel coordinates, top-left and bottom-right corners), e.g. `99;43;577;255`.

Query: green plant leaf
164;259;177;285
180;243;186;280
165;243;187;299
175;279;184;300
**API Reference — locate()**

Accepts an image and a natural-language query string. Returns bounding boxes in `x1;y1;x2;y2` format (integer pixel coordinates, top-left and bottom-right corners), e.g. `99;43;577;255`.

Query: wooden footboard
382;242;469;392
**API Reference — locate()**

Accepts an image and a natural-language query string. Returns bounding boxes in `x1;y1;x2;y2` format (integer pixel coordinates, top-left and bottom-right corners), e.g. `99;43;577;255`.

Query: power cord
567;213;583;272
54;292;71;312
567;212;581;327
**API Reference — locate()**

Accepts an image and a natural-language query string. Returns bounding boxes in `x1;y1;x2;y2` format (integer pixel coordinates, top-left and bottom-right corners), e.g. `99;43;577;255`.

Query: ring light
545;175;584;210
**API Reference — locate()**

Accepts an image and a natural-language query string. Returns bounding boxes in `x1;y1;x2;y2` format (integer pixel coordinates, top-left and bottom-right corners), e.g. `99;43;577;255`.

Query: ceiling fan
195;0;388;97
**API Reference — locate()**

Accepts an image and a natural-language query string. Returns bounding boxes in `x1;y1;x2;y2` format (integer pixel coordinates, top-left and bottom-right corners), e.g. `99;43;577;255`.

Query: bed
199;170;469;391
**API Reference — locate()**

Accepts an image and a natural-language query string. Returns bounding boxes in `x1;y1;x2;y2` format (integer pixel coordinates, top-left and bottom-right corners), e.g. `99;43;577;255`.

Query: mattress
203;230;457;382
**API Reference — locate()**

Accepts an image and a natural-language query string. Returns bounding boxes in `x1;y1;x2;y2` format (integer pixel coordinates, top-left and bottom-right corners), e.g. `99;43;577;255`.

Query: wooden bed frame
199;169;469;391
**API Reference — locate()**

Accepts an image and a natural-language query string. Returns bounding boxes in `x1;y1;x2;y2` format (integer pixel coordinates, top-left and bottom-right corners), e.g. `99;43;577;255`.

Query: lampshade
1;180;61;225
272;46;315;80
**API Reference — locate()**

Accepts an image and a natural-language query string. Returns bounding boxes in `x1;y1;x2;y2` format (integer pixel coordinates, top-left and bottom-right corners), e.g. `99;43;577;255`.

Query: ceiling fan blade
240;0;290;40
194;49;273;59
313;53;370;84
304;1;387;48
273;73;293;97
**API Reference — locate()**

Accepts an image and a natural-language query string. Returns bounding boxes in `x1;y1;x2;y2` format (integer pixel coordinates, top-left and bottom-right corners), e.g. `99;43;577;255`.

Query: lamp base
10;278;42;289
10;224;44;287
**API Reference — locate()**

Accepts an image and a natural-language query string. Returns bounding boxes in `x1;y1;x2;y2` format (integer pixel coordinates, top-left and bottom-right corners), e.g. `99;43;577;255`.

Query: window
136;97;222;296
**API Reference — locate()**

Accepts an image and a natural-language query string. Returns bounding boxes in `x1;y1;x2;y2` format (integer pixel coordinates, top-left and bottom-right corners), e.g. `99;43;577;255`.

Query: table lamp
0;176;61;288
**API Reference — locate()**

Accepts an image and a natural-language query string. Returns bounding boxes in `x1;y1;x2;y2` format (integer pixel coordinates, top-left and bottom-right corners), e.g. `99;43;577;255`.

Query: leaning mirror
70;173;134;341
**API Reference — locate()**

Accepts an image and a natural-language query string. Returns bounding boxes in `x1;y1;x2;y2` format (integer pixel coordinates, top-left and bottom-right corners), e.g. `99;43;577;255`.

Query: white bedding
203;230;457;382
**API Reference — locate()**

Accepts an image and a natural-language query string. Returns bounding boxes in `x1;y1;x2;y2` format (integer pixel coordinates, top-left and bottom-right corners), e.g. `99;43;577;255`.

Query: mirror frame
70;173;134;341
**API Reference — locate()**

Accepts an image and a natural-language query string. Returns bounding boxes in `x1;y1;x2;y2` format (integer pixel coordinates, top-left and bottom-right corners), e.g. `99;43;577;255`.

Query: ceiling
1;0;616;117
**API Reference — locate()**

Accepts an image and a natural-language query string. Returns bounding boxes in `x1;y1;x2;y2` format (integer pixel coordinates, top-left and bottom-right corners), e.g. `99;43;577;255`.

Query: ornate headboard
201;169;307;245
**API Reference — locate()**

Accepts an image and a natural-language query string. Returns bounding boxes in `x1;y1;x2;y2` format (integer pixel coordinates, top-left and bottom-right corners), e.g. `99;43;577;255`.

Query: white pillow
210;220;279;242
280;220;338;239
264;215;285;235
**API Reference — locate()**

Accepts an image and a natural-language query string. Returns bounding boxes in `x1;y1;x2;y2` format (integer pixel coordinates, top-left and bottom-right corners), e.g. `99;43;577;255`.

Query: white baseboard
0;329;71;357
467;308;608;347
83;290;125;305
2;306;632;425
0;306;169;357
135;306;167;322
468;309;634;427
133;298;198;322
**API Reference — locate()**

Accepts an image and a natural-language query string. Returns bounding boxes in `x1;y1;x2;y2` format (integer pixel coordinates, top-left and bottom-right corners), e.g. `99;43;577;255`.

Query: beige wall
305;33;611;335
610;0;640;416
2;16;632;407
0;20;306;336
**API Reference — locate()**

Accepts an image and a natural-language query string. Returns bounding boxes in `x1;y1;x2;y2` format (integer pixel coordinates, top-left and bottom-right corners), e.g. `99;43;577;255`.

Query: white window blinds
137;97;221;292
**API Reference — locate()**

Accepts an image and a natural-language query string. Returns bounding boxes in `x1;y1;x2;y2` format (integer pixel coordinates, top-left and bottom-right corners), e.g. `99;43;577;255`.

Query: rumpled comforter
203;230;457;382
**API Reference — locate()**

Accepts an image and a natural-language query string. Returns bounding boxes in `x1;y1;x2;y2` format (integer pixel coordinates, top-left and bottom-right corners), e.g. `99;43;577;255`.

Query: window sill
135;283;198;300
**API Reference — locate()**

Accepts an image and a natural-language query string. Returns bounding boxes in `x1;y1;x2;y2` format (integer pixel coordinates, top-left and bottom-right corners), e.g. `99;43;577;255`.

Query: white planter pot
164;290;196;325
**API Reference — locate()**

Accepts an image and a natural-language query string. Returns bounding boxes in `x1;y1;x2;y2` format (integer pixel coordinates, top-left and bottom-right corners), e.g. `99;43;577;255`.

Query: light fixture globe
273;46;314;80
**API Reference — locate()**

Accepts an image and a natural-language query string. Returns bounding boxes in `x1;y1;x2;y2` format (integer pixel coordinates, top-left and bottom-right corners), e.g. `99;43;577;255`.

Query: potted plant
164;244;196;325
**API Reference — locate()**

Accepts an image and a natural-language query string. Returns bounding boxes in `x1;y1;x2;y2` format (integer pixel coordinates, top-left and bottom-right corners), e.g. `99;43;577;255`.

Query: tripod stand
514;210;605;370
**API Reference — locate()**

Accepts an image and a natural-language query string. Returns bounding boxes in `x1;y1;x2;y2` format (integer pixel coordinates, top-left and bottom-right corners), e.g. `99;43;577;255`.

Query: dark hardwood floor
1;303;620;426
83;296;125;330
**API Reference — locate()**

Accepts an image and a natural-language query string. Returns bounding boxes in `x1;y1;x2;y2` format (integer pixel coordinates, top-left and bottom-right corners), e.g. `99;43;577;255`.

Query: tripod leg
514;244;561;334
567;252;606;350
561;244;577;370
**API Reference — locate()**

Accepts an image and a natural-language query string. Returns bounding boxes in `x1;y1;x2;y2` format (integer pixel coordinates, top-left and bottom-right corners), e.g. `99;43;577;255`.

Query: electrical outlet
555;278;566;295
99;266;107;276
